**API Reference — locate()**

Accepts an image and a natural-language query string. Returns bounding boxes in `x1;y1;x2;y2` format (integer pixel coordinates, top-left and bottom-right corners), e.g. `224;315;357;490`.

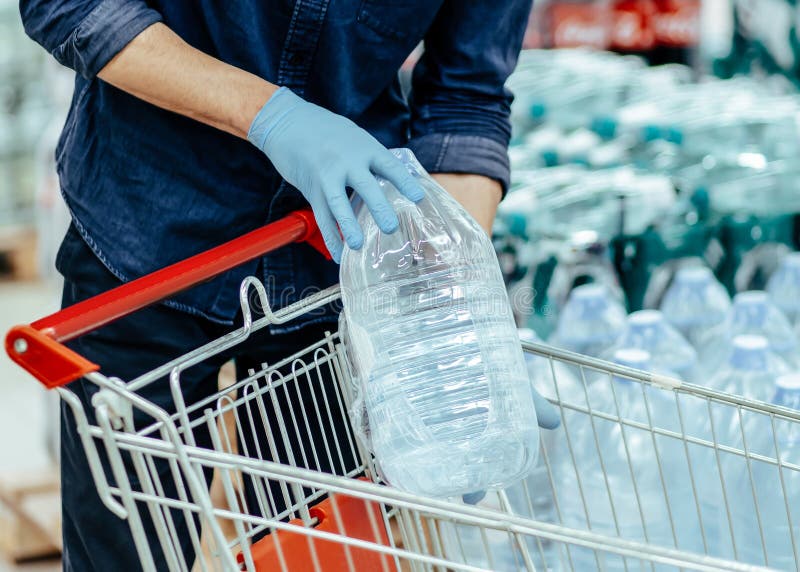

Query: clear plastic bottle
697;291;800;375
529;229;623;340
767;252;800;325
722;373;800;567
608;310;698;381
340;149;539;498
439;352;561;572
549;283;627;358
706;334;789;421
689;335;790;560
557;349;681;570
659;266;731;347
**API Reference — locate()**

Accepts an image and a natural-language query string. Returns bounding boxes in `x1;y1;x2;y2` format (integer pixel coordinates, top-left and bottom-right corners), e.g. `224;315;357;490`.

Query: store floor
0;281;61;572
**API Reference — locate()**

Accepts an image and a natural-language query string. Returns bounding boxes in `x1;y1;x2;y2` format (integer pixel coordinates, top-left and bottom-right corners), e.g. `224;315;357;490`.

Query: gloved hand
462;387;560;505
248;87;425;262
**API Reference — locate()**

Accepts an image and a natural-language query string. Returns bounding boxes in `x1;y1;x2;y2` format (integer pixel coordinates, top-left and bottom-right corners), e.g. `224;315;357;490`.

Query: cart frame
5;210;794;571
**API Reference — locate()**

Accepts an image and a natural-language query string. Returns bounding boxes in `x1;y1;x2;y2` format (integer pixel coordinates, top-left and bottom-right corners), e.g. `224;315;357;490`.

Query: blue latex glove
462;387;560;505
248;87;425;262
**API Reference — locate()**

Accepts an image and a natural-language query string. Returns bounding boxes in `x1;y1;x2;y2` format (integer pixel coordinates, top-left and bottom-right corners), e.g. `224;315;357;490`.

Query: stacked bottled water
549;283;627;358
725;373;800;568
436;256;800;568
340;149;540;498
697;291;800;376
688;335;791;560
659;266;731;347
607;310;698;381
706;334;787;413
556;349;690;569
767;252;800;326
440;330;580;572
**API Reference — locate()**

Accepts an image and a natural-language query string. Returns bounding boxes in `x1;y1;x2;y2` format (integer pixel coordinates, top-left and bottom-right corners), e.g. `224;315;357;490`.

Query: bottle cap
628;310;663;327
569;284;610;319
773;374;800;410
572;283;607;302
734;291;769;306
641;124;663;142
613;348;651;370
674;266;713;286
732;334;768;351
776;373;800;390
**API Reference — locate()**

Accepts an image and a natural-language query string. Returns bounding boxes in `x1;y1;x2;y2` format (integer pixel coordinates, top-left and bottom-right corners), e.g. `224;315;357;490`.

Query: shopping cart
4;209;795;571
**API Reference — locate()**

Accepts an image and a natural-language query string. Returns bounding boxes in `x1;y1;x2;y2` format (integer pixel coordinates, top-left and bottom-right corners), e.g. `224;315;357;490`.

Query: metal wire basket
7;210;794;571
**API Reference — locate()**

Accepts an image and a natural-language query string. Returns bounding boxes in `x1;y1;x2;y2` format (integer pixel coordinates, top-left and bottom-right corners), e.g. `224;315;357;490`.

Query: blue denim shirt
20;0;532;330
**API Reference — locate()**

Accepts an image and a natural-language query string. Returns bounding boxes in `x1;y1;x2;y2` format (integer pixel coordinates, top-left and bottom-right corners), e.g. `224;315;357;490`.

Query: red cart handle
4;209;329;389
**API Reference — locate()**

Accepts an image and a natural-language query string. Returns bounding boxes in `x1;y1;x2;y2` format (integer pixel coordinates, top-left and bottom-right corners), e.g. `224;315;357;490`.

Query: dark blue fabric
20;0;532;328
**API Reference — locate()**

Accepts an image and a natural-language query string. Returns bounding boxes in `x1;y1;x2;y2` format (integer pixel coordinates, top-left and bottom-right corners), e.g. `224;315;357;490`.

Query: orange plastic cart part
238;489;392;572
5;209;329;389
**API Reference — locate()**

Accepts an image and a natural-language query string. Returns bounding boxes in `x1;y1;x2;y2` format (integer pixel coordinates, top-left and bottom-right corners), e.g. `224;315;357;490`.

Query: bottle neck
731;298;768;328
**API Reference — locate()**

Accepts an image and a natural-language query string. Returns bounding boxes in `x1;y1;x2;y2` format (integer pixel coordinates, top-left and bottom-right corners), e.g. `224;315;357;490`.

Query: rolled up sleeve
407;0;533;193
20;0;162;79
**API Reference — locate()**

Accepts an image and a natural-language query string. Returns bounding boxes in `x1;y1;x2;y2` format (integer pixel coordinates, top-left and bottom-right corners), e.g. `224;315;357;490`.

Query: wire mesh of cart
5;210;796;572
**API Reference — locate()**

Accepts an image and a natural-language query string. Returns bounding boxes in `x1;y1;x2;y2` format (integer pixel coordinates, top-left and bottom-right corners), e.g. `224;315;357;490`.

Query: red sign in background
523;0;699;50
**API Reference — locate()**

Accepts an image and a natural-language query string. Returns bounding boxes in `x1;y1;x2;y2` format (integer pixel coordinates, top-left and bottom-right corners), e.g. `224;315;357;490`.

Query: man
21;1;557;569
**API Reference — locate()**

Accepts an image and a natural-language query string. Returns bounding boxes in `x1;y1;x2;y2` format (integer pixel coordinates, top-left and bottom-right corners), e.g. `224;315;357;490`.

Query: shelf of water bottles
477;48;800;569
447;331;800;570
496;49;800;330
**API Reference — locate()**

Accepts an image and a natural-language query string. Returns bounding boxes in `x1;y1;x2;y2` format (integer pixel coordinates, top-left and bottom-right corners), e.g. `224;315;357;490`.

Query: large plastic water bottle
340;149;539;498
557;349;682;570
767;252;800;325
723;373;800;567
697;291;799;375
441;330;587;572
659;266;731;347
689;335;790;560
549;283;627;358
609;310;698;381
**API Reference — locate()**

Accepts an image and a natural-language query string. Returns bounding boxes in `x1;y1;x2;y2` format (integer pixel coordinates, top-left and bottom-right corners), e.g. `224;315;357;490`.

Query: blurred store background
1;0;800;568
1;0;68;569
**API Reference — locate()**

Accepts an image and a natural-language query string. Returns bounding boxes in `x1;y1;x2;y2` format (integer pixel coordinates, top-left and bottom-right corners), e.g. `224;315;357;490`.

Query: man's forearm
97;23;502;235
98;23;276;139
432;174;502;234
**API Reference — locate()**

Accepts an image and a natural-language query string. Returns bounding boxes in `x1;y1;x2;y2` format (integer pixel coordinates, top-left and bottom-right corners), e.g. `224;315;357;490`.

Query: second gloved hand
463;387;559;505
248;87;425;262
